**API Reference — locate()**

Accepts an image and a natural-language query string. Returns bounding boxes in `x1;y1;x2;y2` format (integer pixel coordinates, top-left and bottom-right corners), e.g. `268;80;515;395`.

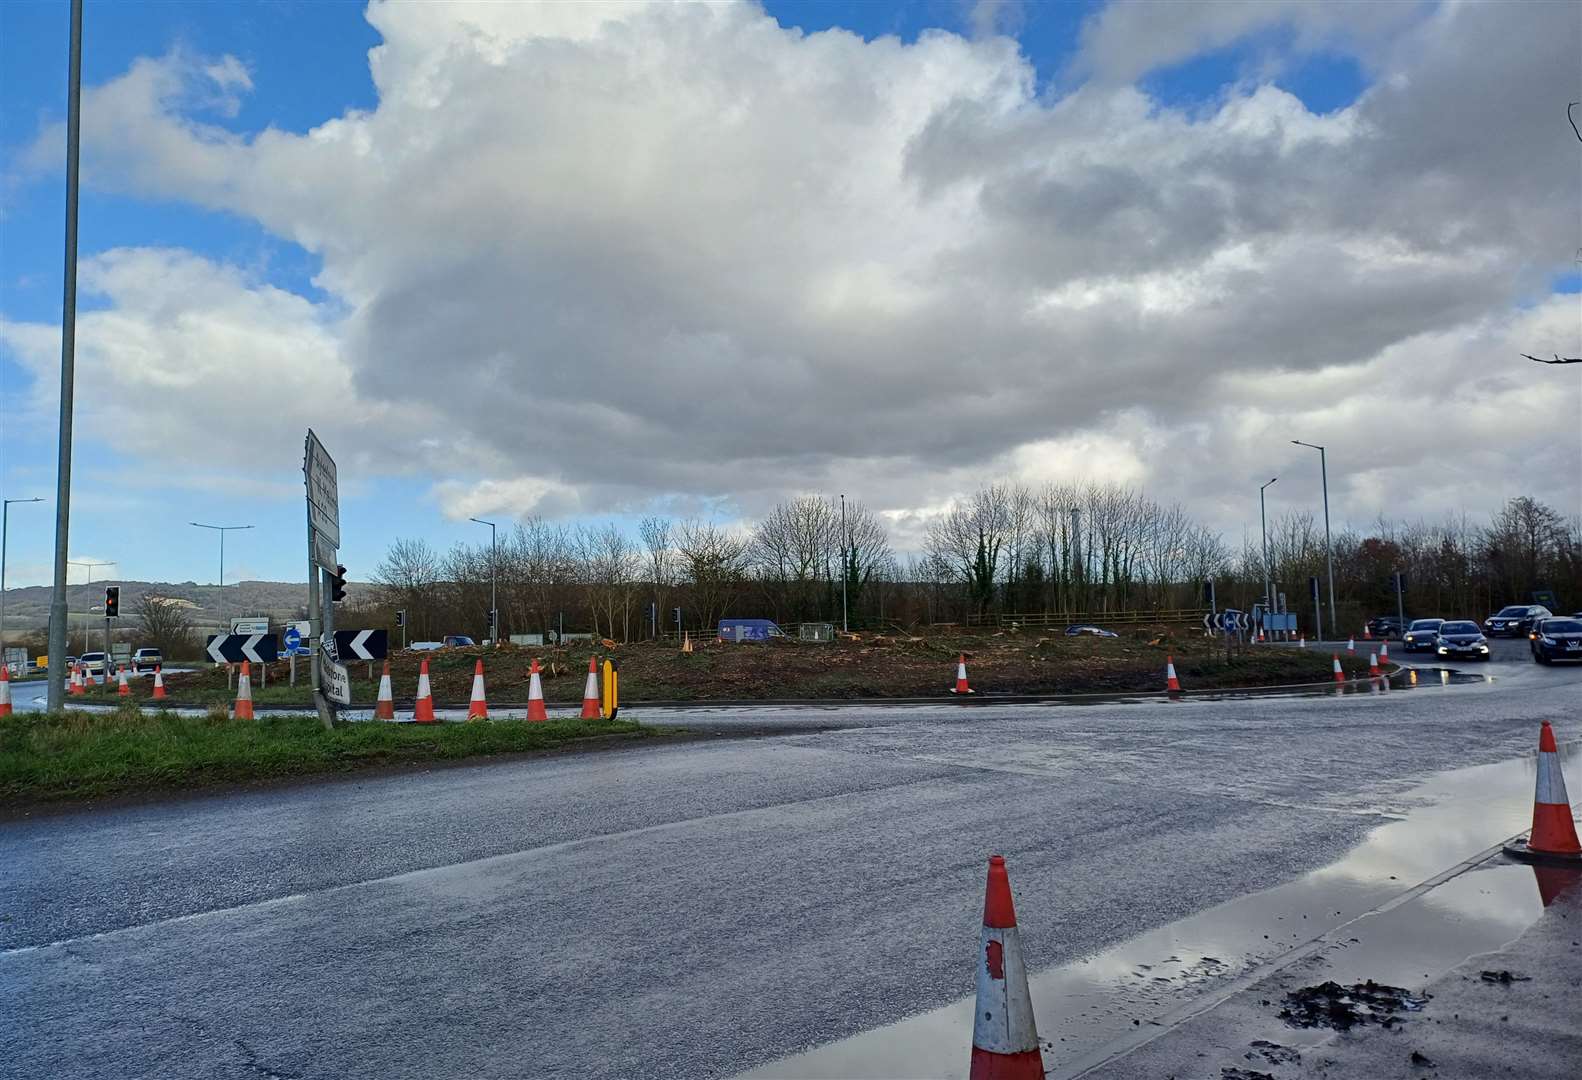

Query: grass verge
0;705;670;808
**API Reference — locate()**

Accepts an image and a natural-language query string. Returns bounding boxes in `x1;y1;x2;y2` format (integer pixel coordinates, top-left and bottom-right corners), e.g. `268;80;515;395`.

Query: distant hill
0;578;369;640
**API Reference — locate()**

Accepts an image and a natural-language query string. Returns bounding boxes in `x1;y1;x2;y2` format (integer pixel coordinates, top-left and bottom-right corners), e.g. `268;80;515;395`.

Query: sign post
305;430;340;729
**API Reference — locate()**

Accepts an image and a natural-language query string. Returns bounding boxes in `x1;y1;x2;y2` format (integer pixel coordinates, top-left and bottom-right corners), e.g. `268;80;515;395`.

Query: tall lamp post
189;522;253;633
67;559;114;656
1259;477;1277;620
470;518;497;644
1291;441;1337;643
2;497;45;650
839;494;848;634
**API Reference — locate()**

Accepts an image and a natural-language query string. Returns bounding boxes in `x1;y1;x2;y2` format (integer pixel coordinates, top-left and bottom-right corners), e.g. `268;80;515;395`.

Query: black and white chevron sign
333;629;387;661
206;633;279;665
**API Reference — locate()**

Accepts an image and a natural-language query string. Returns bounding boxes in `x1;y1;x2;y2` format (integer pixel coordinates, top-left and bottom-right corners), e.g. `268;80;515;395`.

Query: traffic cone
152;664;167;700
1299;635;1306;648
0;665;11;717
1502;721;1581;863
233;661;254;720
1363;624;1372;640
1258;628;1266;642
68;664;83;696
413;658;436;723
117;664;131;696
1346;637;1356;654
1165;655;1181;692
527;658;548;721
1379;641;1390;668
1332;654;1345;682
682;632;693;654
375;661;396;720
580;656;601;719
970;855;1043;1080
1368;652;1380;677
467;659;488;720
950;654;974;695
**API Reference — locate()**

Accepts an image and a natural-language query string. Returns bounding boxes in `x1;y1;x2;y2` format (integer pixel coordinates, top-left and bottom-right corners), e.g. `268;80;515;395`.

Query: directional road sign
206;634;279;665
333;629;387;661
305;429;340;570
283;626;304;655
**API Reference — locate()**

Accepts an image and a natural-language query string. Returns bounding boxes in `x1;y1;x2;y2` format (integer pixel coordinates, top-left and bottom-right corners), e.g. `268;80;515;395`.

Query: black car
1530;617;1582;664
1366;615;1406;639
1435;621;1490;661
1401;618;1444;652
1483;604;1551;637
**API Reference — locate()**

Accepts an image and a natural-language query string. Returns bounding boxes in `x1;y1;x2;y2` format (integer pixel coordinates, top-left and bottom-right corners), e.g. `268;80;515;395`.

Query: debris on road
1277;980;1428;1030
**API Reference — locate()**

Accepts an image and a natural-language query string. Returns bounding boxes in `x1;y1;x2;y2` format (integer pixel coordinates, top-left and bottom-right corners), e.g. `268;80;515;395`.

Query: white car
133;647;163;673
78;651;109;676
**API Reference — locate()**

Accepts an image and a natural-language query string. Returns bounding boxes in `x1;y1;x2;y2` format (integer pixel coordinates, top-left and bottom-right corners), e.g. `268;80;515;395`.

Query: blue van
718;619;786;642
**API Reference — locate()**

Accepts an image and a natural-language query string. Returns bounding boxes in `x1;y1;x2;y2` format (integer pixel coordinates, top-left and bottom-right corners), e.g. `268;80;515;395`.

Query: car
1530;617;1582;664
1366;615;1407;639
132;647;162;673
1483;604;1552;637
1064;624;1120;638
1434;621;1490;661
442;635;476;648
1401;619;1444;652
78;651;108;676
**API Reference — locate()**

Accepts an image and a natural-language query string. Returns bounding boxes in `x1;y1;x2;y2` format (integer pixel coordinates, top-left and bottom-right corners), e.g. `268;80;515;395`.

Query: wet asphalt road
2;639;1576;1080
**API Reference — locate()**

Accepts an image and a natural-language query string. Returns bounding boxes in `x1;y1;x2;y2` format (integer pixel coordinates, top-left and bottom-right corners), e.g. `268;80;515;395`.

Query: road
2;639;1577;1079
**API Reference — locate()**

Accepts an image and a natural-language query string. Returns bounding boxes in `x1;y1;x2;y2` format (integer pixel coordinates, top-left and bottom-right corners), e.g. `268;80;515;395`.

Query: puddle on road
736;743;1579;1080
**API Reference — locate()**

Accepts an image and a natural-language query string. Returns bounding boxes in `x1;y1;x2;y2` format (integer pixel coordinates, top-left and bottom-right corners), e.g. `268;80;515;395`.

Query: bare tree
136;592;196;658
675;520;750;630
373;537;443;640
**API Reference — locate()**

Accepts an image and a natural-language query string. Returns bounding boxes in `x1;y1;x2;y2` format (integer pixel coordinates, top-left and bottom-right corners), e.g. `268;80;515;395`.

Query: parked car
1366;615;1407;639
132;647;162;673
78;651;108;676
1530;617;1582;664
1064;625;1120;638
1401;619;1444;652
1483;604;1552;638
442;635;476;648
1434;621;1490;661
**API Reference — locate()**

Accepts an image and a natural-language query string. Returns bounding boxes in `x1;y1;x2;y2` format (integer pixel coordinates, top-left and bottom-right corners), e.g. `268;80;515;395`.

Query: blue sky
1;1;1577;591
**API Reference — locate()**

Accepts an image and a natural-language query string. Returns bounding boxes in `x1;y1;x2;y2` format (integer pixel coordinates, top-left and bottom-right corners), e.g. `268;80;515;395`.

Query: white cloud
3;0;1578;543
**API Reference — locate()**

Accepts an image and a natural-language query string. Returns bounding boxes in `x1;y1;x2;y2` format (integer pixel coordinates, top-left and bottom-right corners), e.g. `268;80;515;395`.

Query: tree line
356;489;1580;642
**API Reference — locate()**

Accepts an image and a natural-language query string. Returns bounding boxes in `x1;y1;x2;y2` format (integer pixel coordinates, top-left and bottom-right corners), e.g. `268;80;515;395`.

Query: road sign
305;429;340;570
205;633;279;665
283;626;304;655
318;636;351;704
231;616;270;636
333;628;387;661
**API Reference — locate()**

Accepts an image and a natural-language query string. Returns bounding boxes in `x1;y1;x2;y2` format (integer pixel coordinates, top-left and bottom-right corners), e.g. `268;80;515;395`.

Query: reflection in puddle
737;743;1579;1080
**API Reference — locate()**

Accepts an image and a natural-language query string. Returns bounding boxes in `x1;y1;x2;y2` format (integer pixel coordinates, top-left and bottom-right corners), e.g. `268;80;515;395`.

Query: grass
0;705;671;807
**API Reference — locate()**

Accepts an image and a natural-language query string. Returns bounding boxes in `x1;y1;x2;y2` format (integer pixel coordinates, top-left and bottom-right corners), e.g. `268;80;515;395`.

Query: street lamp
1259;477;1277;623
1291;441;1337;643
67;559;115;656
470;518;497;645
189;523;253;632
839;494;848;634
1;497;44;649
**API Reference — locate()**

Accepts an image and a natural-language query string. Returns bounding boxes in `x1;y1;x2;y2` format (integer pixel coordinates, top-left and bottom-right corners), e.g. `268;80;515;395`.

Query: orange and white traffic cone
681;632;693;654
1346;637;1356;654
1332;654;1345;682
1503;721;1581;864
1298;634;1306;648
970;855;1044;1080
1368;652;1380;677
580;657;602;719
413;658;436;723
1379;641;1390;668
68;664;83;696
375;661;396;720
1165;655;1181;693
467;659;488;720
950;654;974;695
152;664;167;700
526;658;548;721
0;665;11;717
117;664;131;696
1363;624;1372;641
233;661;254;720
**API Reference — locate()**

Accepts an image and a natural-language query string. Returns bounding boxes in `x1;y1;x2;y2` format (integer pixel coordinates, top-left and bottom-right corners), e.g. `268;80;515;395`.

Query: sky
1;0;1578;589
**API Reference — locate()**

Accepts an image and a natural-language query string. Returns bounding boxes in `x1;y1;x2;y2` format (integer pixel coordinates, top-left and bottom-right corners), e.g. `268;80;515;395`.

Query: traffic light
105;585;120;618
330;565;348;603
394;609;406;627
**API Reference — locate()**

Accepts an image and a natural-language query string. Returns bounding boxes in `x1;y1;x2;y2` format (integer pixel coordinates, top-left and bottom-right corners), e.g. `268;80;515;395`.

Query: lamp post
189;523;253;633
1;497;44;649
470;518;497;645
1259;477;1277;622
1291;441;1336;643
839;494;848;634
67;559;114;656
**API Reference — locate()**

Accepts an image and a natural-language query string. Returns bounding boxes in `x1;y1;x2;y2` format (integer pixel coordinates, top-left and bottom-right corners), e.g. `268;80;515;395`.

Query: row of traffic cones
59;662;168;700
377;656;605;723
968;720;1579;1077
950;654;1189;696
